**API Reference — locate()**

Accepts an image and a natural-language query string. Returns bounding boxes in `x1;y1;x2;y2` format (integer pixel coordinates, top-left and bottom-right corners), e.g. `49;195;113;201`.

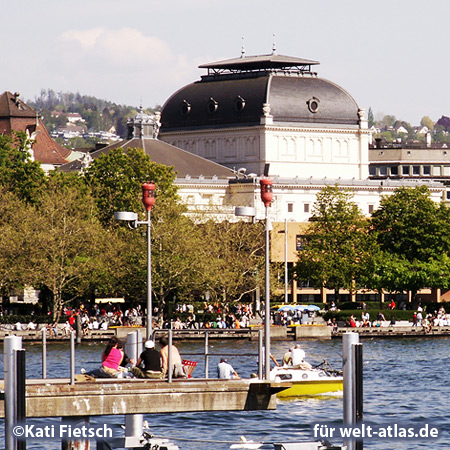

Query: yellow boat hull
276;379;343;398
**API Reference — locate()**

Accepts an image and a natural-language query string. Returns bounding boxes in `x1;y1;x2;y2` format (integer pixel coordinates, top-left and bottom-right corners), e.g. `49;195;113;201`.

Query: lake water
0;336;449;449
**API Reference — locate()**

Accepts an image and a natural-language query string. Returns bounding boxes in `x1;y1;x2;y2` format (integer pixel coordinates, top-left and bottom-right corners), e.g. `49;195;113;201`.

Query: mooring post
258;330;263;380
125;331;143;439
61;417;90;450
204;331;209;379
4;335;23;450
16;349;26;450
42;327;47;379
343;332;360;450
75;315;82;345
353;343;364;450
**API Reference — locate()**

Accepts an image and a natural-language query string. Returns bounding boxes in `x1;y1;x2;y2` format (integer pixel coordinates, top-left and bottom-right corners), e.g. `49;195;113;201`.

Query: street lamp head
235;206;256;218
114;211;138;222
142;182;156;211
260;178;273;207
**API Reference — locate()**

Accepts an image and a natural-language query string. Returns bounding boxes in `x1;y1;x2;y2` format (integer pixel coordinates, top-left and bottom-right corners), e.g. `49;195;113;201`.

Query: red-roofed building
0;91;72;171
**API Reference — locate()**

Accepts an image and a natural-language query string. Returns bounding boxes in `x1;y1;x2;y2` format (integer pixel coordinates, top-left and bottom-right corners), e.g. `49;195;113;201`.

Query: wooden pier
332;325;450;338
0;377;285;418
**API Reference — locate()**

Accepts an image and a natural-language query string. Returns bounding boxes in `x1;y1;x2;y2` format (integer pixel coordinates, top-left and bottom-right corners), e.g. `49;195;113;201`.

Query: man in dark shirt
131;340;163;379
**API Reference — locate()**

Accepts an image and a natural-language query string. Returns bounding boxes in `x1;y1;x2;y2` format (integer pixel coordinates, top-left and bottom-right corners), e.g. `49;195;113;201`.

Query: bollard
16;349;26;450
258;330;263;380
353;343;364;450
4;335;23;450
75;315;82;345
343;332;359;450
125;331;143;439
61;417;90;450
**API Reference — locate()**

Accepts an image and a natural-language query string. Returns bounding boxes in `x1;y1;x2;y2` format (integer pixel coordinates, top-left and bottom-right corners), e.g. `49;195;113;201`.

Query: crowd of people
327;304;450;331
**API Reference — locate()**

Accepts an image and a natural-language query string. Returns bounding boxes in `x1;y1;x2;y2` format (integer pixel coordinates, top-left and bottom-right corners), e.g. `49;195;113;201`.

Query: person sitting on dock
217;358;239;379
291;344;312;370
84;337;125;378
159;336;187;378
132;340;163;379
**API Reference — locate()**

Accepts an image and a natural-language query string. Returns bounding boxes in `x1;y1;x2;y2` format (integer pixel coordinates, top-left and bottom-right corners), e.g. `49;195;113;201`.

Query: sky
2;0;449;126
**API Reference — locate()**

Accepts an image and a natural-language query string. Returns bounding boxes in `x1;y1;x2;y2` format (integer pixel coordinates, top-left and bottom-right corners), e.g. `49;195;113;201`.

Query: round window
207;98;218;114
234;96;246;112
180;100;191;116
307;97;320;113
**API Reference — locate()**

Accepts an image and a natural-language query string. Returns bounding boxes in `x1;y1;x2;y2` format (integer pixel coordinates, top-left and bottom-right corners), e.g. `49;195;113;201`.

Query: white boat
270;360;343;398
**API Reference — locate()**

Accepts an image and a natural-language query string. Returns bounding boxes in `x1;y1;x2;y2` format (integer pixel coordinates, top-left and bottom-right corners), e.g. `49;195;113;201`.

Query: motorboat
270;360;343;398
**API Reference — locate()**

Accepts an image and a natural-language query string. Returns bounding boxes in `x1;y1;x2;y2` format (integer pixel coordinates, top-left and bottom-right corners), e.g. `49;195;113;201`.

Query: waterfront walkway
1;323;449;342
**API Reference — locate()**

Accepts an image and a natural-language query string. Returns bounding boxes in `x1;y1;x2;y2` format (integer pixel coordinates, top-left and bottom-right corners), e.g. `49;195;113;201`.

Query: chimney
426;132;432;148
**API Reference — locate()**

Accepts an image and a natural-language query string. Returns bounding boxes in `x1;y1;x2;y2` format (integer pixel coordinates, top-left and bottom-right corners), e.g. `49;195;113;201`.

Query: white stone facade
163;120;371;181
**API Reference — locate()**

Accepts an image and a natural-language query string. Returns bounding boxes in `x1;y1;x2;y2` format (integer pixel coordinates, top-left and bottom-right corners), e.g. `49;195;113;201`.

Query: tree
0;132;47;204
436;116;450;131
31;173;117;321
370;186;450;299
0;189;38;296
379;115;396;128
367;107;375;128
294;186;375;301
201;220;267;304
83;147;178;227
420;116;434;131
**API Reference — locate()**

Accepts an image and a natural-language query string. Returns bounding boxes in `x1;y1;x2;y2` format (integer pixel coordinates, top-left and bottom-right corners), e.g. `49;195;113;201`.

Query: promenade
1;323;449;342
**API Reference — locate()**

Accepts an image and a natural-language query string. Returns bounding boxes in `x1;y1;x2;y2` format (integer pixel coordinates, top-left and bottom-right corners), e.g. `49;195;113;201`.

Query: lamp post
284;218;288;303
260;177;273;380
114;182;156;339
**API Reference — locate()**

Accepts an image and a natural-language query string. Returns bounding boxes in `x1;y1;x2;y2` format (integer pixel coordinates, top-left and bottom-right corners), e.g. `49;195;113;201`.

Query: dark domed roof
160;54;360;132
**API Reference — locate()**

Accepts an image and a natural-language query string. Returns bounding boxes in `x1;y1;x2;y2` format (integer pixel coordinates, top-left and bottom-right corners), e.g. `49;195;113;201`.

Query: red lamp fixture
142;182;156;211
260;178;273;207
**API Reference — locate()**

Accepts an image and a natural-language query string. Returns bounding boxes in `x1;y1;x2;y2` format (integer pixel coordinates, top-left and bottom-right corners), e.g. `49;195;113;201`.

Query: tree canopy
82;147;178;227
294;186;375;296
369;186;450;298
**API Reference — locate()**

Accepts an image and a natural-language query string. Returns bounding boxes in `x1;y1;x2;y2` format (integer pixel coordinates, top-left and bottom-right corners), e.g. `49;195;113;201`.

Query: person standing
132;340;163;379
217;358;239;379
159;336;187;378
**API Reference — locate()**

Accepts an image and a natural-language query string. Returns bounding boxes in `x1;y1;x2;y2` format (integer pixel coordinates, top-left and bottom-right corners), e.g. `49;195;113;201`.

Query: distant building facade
160;52;370;180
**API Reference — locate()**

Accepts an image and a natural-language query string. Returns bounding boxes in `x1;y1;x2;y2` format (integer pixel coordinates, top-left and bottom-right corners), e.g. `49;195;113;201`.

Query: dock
332;325;450;338
0;377;285;418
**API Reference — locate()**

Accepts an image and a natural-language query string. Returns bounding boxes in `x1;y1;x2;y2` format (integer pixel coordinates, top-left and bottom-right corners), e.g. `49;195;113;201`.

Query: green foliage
31;173;118;321
420;116;434;131
369;186;450;298
0;189;37;295
82;147;178;227
295;185;376;294
0;132;47;204
28;89;157;139
367;107;374;127
200;220;267;303
371;186;450;262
